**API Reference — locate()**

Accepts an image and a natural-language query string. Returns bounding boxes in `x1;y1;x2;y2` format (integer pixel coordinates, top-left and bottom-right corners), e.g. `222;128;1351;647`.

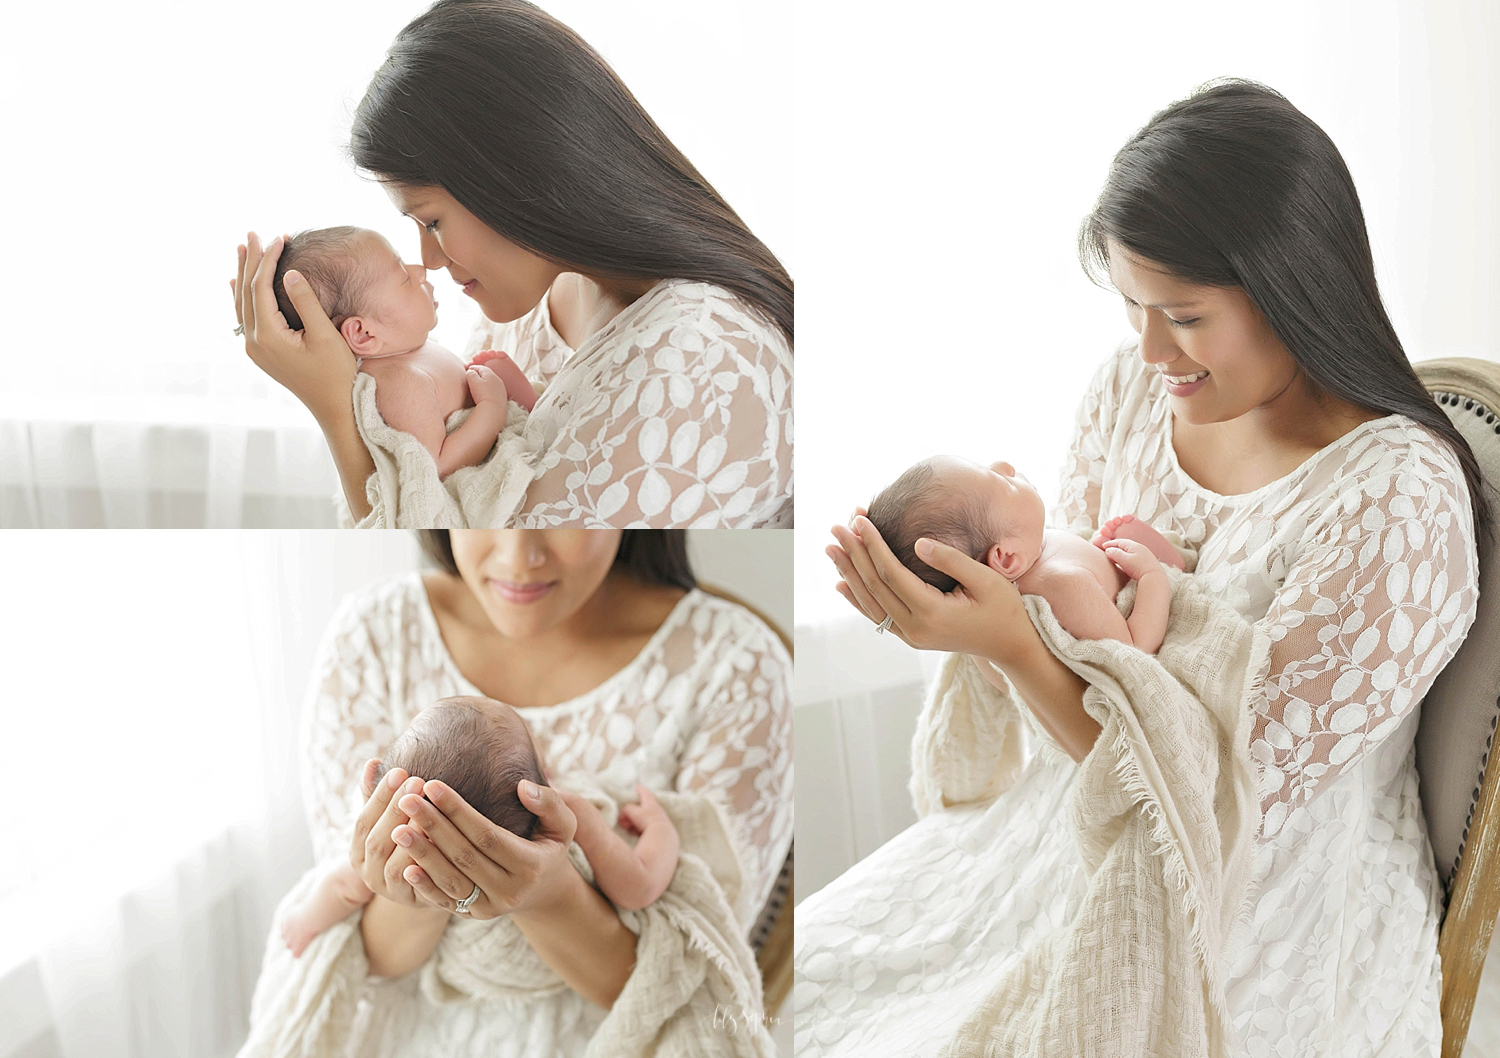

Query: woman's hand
233;231;376;520
349;759;428;907
232;232;358;424
391;778;580;920
828;513;1043;665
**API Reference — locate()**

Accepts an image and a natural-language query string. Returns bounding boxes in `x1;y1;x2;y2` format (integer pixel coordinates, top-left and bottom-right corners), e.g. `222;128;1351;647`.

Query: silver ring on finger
233;324;245;336
454;882;482;913
875;614;894;635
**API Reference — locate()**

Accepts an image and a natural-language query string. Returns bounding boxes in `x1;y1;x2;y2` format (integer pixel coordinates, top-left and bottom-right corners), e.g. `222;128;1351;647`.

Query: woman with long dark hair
237;530;792;1055
233;0;792;528
802;81;1481;1054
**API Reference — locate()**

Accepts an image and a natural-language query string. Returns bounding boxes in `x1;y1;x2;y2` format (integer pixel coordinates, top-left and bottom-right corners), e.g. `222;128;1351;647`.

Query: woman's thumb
914;536;991;591
521;779;577;842
280;269;340;337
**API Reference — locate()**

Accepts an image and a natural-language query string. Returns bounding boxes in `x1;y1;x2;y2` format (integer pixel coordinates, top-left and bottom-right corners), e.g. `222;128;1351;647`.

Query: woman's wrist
510;864;638;1008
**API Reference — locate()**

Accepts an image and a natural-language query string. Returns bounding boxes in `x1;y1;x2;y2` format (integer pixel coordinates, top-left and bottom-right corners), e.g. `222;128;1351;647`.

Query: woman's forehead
1105;243;1216;307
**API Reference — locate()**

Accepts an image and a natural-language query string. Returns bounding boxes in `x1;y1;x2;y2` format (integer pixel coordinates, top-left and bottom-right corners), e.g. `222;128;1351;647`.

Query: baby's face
928;456;1047;551
351;233;438;356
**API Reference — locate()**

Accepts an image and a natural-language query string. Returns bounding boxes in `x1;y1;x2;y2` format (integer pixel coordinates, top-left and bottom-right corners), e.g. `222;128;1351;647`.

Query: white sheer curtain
0;0;793;528
0;532;420;1058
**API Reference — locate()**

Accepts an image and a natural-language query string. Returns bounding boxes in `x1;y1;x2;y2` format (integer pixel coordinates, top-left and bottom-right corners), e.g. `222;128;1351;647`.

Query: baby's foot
280;909;318;959
1093;514;1187;570
1091;514;1138;548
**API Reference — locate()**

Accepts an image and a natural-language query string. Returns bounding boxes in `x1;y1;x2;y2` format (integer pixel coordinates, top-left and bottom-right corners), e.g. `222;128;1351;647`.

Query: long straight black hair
417;529;696;591
349;0;793;345
1079;79;1491;543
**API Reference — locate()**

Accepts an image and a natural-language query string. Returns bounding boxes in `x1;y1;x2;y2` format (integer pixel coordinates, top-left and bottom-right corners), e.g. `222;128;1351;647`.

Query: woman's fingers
361;758;380;800
393;826;475;910
909;536;997;595
400;782;524;884
241;232;266;337
834;522;915;626
827;530;886;623
350;764;405;867
232;244;247;326
520;778;579;846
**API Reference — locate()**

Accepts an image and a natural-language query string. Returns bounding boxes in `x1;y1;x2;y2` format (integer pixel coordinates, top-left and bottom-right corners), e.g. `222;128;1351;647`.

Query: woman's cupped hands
349;758;581;920
828;511;1040;664
231;233;357;424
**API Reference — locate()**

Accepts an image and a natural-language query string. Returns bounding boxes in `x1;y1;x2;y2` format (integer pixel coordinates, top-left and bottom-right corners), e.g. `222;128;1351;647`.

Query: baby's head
375;695;549;840
867;456;1047;593
271;226;437;358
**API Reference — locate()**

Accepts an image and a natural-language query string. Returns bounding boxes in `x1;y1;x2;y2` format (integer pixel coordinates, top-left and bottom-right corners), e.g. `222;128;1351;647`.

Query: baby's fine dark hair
375;696;549;840
271;226;375;332
867;459;997;594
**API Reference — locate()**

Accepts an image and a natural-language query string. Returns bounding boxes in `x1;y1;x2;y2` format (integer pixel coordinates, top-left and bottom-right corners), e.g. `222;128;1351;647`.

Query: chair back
699;583;795;1017
1413;357;1500;1056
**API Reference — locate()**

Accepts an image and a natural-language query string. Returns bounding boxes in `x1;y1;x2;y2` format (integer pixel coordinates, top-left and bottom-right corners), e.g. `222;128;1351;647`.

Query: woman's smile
489;578;557;604
1161;368;1210;396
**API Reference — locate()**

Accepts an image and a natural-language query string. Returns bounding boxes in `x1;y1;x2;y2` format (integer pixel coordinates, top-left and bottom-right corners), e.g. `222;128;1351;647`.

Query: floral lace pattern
795;343;1477;1056
467;280;793;527
298;576;793;1054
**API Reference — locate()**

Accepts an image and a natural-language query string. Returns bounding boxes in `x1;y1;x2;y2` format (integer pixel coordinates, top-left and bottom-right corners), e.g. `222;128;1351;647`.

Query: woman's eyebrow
1121;294;1204;310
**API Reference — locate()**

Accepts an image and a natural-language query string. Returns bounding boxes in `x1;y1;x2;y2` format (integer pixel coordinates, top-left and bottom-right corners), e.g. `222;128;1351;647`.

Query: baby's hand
465;363;509;407
618;784;671;837
1102;538;1165;582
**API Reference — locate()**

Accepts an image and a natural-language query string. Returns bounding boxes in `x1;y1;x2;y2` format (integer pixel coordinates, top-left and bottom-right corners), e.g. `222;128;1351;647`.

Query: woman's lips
490;579;555;604
1162;369;1210;397
462;279;478;296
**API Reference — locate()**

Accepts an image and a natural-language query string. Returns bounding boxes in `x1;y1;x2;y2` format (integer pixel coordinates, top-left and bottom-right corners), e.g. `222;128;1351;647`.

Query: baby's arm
1100;539;1171;654
560;784;680;911
280;861;375;958
1093;514;1187;571
375;367;509;479
469;350;539;412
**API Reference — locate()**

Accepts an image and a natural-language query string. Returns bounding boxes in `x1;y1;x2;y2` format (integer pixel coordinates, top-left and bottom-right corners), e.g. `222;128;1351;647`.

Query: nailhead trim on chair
1431;390;1500;903
751;844;793;954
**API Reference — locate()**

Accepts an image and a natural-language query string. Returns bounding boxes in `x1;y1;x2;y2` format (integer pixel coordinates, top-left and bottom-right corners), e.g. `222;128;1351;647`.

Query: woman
247;529;792;1054
233;0;793;528
803;80;1484;1055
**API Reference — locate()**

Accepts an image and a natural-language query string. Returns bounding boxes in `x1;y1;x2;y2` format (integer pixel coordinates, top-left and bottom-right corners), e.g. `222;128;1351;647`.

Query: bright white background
0;0;793;526
794;0;1500;626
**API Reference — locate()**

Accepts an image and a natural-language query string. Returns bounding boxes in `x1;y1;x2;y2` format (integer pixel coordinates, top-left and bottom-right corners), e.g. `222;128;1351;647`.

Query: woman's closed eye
423;220;440;234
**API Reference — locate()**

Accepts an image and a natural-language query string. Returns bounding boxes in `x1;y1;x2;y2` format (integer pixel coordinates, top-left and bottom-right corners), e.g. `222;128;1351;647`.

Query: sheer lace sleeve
515;292;793;528
1253;458;1478;837
1055;345;1132;533
298;592;401;865
673;615;794;920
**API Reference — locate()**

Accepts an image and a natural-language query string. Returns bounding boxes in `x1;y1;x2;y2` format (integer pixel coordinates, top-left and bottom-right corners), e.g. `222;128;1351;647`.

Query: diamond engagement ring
875;615;894;634
233;324;245;336
454;883;482;913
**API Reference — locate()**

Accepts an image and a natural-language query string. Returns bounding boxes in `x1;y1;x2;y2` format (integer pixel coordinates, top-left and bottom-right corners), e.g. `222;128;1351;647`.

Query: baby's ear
341;316;380;356
986;543;1021;580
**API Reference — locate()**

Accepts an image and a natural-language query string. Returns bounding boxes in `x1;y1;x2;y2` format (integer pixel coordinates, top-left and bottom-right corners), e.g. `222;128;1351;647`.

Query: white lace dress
795;343;1479;1058
295;575;794;1056
466;279;793;527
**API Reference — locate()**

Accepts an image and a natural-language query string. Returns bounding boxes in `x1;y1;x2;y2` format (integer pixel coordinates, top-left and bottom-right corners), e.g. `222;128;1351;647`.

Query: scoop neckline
411;573;701;714
538;277;681;359
1157;384;1402;503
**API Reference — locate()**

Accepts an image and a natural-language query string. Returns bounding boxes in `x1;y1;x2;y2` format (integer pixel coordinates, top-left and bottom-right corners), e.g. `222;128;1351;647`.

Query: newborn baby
280;695;681;958
271;226;539;479
867;456;1187;653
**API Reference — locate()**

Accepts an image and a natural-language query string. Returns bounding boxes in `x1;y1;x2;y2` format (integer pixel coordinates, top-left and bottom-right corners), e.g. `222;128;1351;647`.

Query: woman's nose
1136;311;1179;365
492;530;547;569
418;227;448;269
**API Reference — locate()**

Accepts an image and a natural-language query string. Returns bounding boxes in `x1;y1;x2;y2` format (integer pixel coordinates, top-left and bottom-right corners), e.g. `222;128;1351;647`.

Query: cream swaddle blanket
913;569;1269;1058
338;372;538;529
237;774;774;1058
